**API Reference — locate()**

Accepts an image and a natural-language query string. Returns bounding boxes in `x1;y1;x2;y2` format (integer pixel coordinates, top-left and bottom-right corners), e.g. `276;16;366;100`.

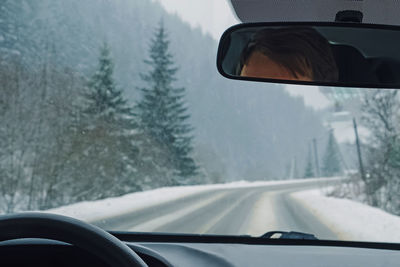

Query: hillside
0;0;326;180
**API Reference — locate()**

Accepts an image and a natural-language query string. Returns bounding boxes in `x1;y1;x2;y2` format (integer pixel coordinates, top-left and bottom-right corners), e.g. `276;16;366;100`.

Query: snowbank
292;189;400;243
45;178;336;222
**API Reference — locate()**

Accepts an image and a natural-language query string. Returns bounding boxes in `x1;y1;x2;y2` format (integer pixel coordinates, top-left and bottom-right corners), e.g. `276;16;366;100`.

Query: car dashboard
1;234;400;267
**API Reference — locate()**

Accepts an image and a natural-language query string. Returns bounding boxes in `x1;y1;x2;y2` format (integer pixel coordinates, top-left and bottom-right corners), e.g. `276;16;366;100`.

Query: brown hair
239;27;339;82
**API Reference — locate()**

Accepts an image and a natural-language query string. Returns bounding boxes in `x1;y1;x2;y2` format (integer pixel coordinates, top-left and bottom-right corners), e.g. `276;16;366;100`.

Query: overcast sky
156;0;239;40
155;0;332;110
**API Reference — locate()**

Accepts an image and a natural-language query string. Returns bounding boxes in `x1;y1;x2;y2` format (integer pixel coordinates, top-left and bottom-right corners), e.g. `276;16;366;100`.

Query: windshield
1;0;400;244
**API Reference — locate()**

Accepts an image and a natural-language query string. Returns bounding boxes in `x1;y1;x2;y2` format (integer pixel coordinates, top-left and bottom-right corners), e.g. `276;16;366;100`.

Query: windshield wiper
261;231;318;240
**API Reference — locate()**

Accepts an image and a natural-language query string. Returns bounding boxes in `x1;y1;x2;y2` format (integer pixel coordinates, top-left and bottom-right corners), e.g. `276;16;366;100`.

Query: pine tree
74;43;140;199
303;146;315;178
321;130;342;177
85;44;126;116
136;23;197;185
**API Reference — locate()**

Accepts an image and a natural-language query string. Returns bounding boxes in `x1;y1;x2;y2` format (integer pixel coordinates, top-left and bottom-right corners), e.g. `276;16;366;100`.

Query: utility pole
353;118;366;182
312;138;321;177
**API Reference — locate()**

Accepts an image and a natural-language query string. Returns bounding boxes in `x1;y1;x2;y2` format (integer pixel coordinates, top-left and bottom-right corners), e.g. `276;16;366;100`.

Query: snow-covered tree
361;90;400;212
136;23;198;185
321;130;342;177
74;43;141;199
0;55;88;211
303;146;315;178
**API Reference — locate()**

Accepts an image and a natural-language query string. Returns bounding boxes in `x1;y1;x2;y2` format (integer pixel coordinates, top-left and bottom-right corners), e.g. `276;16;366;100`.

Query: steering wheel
0;212;147;267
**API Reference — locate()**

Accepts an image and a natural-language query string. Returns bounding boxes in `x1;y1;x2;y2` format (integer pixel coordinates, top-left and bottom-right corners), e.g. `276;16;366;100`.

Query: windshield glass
1;0;399;244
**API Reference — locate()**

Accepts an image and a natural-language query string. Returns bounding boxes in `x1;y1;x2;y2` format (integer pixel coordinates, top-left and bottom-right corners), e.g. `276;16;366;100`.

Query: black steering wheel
0;212;147;267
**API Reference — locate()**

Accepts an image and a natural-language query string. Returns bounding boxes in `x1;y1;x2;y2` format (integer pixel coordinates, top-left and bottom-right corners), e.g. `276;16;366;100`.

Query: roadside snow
45;178;335;222
292;189;400;243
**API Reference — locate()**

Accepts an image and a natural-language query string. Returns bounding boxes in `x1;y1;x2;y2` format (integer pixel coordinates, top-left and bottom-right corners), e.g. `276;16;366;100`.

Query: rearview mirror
217;22;400;89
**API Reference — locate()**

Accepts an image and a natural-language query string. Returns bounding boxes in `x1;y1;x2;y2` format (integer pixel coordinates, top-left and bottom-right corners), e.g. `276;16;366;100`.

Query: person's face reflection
240;51;312;81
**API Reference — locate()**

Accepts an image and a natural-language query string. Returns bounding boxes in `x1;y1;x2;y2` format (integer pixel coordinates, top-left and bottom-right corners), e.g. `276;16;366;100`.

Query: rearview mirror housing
217;22;400;89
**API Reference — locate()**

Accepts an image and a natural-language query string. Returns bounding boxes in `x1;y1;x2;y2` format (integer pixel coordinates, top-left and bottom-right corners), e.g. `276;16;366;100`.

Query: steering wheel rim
0;212;147;267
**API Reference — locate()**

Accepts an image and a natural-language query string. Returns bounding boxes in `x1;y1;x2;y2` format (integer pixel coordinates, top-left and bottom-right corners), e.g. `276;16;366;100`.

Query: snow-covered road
89;178;341;239
46;178;400;243
45;177;400;243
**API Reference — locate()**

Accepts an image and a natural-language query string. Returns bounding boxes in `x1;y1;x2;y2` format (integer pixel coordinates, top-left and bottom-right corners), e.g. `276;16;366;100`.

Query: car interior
2;0;400;266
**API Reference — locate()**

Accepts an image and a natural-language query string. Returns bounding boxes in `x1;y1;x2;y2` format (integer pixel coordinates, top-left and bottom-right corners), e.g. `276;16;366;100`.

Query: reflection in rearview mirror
238;27;338;82
217;23;400;88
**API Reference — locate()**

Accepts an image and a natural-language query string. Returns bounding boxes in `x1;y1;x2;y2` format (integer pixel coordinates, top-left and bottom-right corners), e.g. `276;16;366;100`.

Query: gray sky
155;0;332;110
156;0;239;40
